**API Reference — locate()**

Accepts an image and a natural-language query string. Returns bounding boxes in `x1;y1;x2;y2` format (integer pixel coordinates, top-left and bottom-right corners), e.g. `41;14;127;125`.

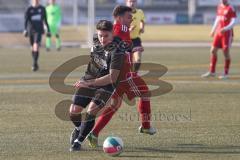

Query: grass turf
0;46;240;160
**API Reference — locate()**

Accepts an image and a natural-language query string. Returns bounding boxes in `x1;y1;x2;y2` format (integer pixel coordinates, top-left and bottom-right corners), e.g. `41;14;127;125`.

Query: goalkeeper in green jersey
45;0;62;51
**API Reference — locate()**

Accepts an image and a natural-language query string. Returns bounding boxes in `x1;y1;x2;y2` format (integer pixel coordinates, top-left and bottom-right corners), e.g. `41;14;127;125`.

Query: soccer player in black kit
69;20;130;151
24;0;50;71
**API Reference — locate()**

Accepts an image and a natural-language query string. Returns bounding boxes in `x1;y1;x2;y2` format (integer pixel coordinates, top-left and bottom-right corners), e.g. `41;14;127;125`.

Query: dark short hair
96;20;113;32
112;5;132;18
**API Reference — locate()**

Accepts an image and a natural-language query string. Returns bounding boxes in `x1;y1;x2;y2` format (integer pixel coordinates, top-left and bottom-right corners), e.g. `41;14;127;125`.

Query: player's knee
87;110;98;116
32;43;39;52
69;104;83;114
46;33;51;38
223;47;229;55
224;52;230;59
69;104;83;123
135;56;141;64
210;47;217;55
109;98;122;111
87;103;102;116
133;52;141;62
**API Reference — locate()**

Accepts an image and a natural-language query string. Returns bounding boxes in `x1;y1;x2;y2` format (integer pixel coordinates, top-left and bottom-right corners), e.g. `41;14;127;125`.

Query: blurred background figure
201;0;237;79
126;0;145;72
45;0;62;51
24;0;50;71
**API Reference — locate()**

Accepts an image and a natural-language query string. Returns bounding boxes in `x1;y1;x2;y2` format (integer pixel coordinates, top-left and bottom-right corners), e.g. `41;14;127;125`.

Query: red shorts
212;31;233;50
113;72;149;100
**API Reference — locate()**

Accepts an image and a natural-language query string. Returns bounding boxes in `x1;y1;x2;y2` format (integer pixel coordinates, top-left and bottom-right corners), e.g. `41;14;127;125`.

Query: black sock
70;113;82;128
134;63;141;72
32;51;39;66
77;113;96;142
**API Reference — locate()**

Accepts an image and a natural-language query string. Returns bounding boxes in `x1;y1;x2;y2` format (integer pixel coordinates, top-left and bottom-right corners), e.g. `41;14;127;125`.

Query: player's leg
50;24;61;51
138;94;156;135
132;51;142;71
54;25;61;51
70;102;103;152
71;88;113;151
132;38;144;72
69;104;84;145
29;34;34;68
137;86;156;135
88;95;122;147
91;95;122;137
219;34;232;79
209;46;218;74
31;33;42;71
55;33;61;51
221;48;231;79
69;87;93;146
201;35;220;78
128;74;156;135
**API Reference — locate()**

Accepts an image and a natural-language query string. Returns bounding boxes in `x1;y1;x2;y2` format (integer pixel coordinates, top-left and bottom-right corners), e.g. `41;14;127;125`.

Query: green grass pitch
0;46;240;160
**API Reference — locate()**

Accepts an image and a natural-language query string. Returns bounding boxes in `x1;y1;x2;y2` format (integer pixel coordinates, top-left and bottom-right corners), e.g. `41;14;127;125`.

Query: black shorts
29;32;42;46
72;85;114;108
132;37;142;48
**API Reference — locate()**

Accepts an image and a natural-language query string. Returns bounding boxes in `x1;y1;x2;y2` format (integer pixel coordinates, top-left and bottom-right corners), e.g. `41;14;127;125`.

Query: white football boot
139;126;157;135
201;72;216;78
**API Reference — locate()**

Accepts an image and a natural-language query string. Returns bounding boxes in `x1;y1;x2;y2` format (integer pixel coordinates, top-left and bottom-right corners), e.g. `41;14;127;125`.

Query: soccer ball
103;136;123;156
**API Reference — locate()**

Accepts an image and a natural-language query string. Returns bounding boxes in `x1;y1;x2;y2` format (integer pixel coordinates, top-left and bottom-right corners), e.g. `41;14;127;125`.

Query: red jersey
113;22;132;45
216;4;236;33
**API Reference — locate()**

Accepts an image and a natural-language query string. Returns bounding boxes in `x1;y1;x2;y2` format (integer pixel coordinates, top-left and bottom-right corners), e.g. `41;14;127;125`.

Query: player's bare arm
139;20;145;34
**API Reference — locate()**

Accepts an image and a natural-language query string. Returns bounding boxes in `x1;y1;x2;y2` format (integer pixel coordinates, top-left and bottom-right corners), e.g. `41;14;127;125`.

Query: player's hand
23;30;28;37
46;32;51;37
139;28;144;34
74;80;89;89
220;28;226;34
210;31;215;37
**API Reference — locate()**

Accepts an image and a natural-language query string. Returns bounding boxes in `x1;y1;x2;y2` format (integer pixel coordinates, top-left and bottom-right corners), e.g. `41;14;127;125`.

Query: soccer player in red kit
86;5;156;148
202;0;237;79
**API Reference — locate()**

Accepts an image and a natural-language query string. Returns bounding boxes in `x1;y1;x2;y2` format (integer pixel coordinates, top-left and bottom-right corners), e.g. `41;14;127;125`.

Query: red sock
224;59;231;75
138;98;151;129
210;54;217;73
92;107;117;136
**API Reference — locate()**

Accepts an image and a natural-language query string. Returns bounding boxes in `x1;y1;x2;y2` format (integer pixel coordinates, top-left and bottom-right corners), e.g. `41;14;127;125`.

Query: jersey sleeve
24;8;30;30
110;52;124;70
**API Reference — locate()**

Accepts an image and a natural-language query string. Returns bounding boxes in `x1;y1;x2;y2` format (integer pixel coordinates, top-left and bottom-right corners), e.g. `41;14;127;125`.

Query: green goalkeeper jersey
46;4;61;26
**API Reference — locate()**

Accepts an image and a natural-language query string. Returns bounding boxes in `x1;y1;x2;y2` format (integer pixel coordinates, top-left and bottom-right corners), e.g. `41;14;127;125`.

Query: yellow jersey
130;9;145;39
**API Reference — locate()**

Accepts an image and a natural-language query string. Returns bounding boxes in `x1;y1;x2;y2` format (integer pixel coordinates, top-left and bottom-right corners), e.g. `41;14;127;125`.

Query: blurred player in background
24;0;50;71
86;5;156;148
202;0;236;79
126;0;145;72
45;0;62;51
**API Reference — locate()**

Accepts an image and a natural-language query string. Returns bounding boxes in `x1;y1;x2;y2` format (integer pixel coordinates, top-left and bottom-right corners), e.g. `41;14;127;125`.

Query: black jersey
24;5;50;34
83;35;127;82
